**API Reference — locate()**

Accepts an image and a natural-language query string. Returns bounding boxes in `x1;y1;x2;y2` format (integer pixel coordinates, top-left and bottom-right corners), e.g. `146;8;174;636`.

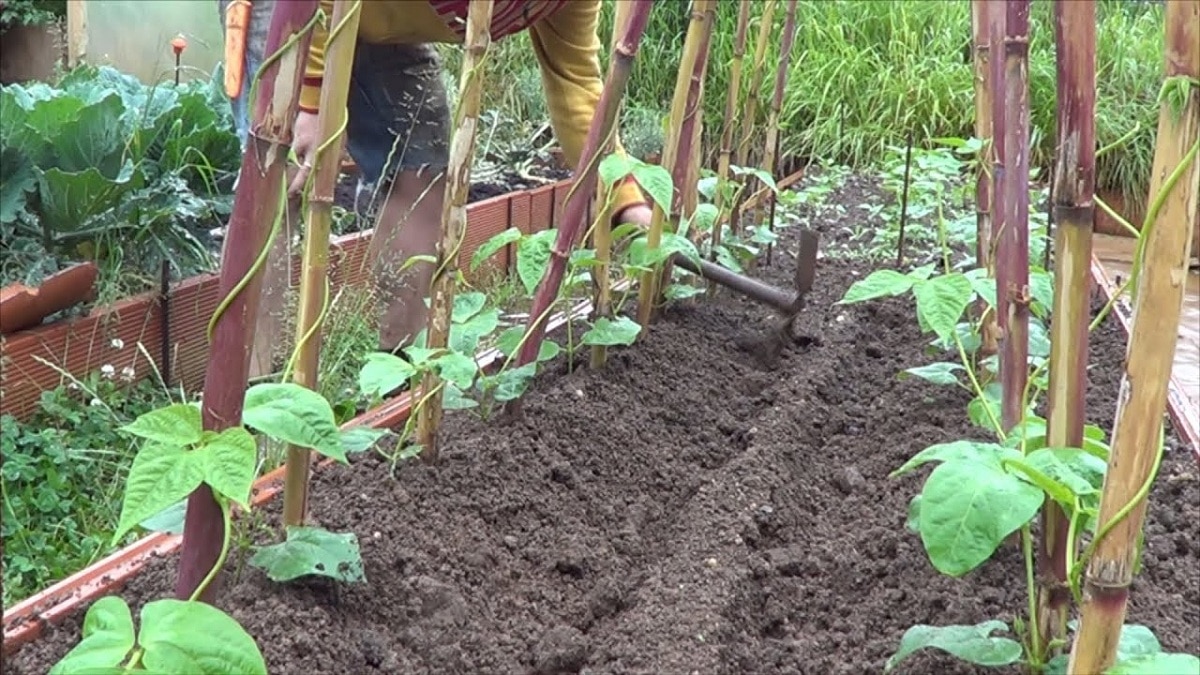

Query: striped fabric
429;0;570;41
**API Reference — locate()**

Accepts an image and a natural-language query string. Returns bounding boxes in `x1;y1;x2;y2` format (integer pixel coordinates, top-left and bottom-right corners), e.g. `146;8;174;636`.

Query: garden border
0;178;572;423
0;277;608;655
0;164;814;654
1089;253;1200;463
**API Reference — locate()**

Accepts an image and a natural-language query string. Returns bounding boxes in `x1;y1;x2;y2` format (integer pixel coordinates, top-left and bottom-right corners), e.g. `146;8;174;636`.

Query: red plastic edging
0;283;610;655
2;165;816;650
0;179;574;423
1089;254;1200;464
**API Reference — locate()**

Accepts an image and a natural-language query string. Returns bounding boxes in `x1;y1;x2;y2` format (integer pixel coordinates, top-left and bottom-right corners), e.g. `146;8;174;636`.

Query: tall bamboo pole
509;1;654;406
590;0;633;370
751;0;799;257
1069;2;1199;671
659;12;713;307
972;0;1002;362
281;0;361;527
177;0;319;603
635;0;716;328
1038;0;1096;656
996;0;1030;432
731;0;777;237
414;0;495;461
709;0;753;297
735;0;777;170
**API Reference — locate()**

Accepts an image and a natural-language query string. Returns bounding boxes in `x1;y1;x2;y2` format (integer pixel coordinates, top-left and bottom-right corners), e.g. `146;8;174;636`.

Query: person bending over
219;0;652;356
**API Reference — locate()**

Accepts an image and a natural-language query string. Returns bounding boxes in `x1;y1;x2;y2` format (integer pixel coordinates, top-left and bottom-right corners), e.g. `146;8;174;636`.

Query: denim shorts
218;0;451;185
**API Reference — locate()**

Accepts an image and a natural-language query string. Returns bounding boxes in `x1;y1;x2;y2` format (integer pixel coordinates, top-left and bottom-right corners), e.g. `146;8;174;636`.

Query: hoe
671;227;819;365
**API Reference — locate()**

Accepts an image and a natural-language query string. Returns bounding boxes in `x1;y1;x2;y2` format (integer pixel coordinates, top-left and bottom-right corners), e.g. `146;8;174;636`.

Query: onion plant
1038;0;1095;657
414;0;495;460
1069;2;1200;672
635;0;716;327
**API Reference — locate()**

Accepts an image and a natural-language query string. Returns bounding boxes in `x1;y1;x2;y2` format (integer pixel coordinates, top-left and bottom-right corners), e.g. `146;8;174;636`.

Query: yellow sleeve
528;0;646;214
299;0;336;112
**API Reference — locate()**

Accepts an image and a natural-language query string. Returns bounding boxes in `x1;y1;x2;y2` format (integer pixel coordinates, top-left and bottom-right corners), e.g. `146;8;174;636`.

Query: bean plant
48;384;366;674
354;150;779;460
836;163;1197;674
355;154;673;449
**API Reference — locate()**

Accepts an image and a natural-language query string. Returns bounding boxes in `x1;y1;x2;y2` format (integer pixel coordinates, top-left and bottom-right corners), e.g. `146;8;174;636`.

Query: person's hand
287;110;320;196
613;203;653;229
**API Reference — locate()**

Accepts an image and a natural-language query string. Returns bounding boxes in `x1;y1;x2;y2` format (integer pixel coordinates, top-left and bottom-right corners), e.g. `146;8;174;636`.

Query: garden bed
0;174;575;423
8;179;1199;673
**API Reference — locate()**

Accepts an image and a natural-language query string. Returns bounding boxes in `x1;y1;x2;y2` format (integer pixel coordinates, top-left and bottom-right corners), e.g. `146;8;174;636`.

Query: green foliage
0;0;66;29
886;621;1024;672
249;526;365;583
242;383;347;464
0;64;240;305
50;596;267;675
836;150;1197;669
1;370;173;606
51;366;366;674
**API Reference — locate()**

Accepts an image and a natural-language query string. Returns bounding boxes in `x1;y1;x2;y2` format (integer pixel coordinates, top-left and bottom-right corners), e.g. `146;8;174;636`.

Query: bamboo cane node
308;195;335;205
1083;572;1133;597
1006;282;1032;305
1053;204;1094;221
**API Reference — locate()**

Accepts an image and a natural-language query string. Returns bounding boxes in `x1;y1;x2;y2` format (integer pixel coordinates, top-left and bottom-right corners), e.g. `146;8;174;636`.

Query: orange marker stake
224;0;252;98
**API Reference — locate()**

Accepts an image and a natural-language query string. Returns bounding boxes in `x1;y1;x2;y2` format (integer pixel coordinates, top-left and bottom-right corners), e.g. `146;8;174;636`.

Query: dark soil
10;174;1199;675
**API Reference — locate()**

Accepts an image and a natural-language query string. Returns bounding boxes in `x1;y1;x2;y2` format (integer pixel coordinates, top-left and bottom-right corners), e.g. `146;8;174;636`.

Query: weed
1;366;176;606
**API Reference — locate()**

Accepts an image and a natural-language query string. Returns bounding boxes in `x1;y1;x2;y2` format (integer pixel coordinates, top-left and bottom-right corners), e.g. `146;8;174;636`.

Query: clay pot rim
1089;255;1200;460
0;262;99;337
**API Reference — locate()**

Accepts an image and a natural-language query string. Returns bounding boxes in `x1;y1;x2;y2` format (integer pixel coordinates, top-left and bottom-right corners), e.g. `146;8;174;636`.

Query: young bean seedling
49;383;366;674
837;161;1197;674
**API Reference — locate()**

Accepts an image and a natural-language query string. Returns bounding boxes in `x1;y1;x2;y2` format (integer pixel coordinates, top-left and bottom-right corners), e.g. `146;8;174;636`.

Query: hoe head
785;228;820;318
738;228;820;368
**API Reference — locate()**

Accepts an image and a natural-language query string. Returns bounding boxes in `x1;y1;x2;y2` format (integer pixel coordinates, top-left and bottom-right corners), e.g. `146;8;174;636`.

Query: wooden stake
751;0;799;258
1069;2;1199;671
414;0;495;461
590;0;633;370
996;0;1031;432
509;1;654;409
1038;0;1096;656
176;0;320;603
282;0;362;527
972;0;1002;362
65;0;87;68
731;0;777;237
635;0;716;328
709;0;752;297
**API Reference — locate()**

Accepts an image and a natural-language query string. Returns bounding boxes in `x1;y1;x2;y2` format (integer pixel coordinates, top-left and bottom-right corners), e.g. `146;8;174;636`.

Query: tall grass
448;0;1162;201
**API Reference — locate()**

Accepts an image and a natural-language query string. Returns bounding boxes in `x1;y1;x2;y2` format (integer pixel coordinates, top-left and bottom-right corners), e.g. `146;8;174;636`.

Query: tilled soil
9;176;1199;675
